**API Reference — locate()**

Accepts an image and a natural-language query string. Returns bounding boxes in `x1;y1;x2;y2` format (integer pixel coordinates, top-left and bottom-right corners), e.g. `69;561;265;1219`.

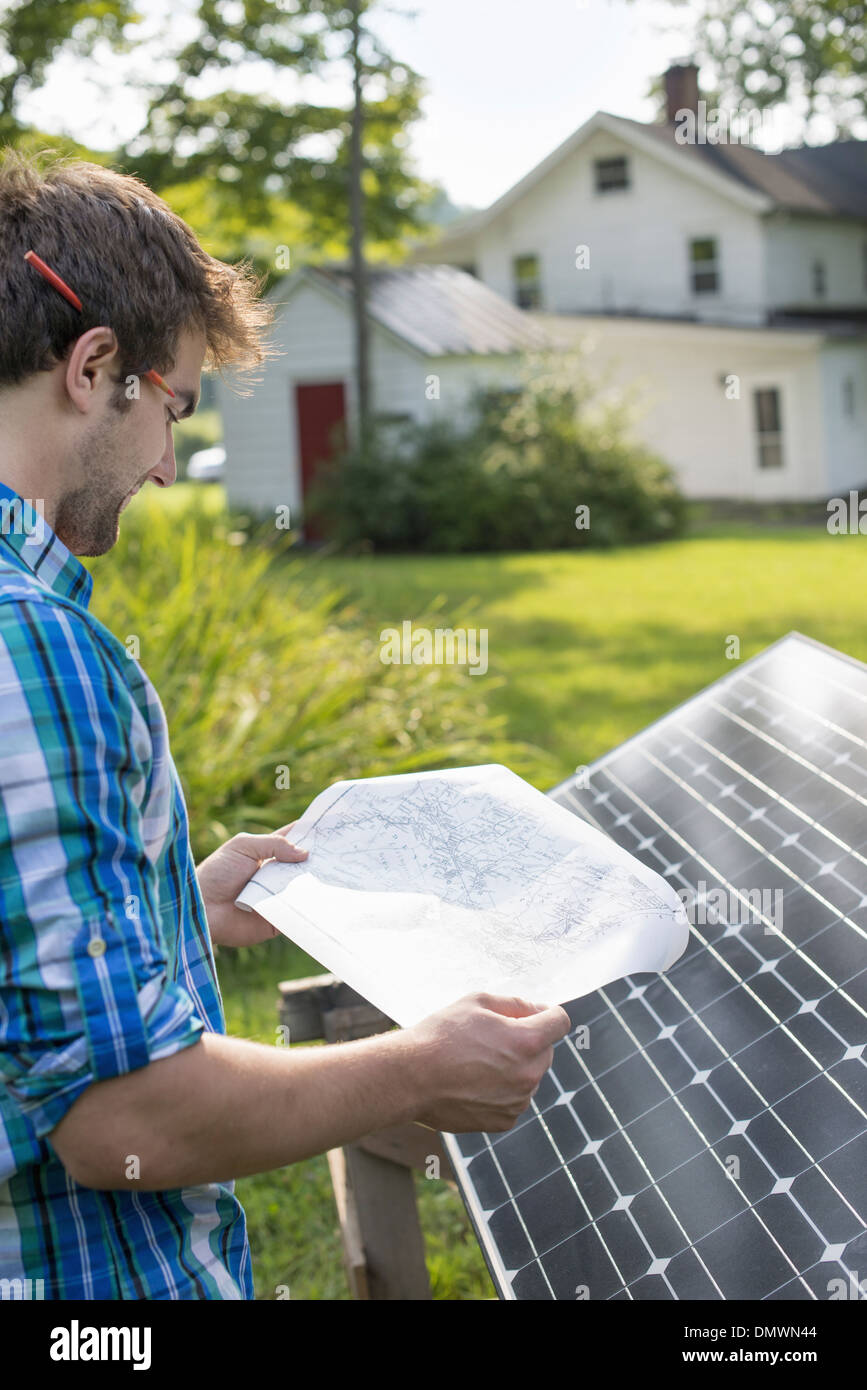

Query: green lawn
319;524;867;783
153;496;867;1298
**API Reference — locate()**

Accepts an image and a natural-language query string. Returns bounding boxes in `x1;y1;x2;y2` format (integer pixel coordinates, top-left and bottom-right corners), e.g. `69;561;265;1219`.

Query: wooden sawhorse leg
279;973;456;1301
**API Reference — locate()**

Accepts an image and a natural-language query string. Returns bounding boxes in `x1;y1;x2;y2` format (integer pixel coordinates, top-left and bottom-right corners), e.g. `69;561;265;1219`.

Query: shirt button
87;938;107;958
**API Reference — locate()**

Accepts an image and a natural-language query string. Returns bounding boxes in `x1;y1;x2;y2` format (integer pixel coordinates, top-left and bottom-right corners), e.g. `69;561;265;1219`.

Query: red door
295;381;346;541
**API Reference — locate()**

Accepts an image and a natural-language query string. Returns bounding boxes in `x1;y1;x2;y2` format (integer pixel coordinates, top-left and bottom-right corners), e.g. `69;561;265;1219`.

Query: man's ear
63;327;121;415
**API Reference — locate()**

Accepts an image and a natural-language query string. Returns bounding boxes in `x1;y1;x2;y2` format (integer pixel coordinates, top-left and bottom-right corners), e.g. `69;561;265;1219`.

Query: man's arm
49;993;572;1191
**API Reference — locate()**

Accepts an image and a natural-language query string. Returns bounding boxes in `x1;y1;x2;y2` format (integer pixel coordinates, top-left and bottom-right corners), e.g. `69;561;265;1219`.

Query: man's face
54;327;206;557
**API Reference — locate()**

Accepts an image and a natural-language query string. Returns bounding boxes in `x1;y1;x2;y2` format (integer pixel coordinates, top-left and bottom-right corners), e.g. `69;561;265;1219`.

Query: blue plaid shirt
0;480;252;1299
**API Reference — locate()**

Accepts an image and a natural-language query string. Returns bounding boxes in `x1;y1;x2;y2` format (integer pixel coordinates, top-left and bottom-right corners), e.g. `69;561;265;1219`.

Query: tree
120;0;431;444
348;0;371;443
120;0;434;266
0;0;138;141
656;0;867;140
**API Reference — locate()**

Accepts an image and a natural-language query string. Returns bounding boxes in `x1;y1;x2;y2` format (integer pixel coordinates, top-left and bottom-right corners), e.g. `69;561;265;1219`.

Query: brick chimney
664;63;699;124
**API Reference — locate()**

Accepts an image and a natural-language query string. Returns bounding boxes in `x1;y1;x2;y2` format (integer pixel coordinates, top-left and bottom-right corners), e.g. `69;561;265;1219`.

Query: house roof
283;263;551;357
619;118;867;219
531;307;867;342
430;111;867;246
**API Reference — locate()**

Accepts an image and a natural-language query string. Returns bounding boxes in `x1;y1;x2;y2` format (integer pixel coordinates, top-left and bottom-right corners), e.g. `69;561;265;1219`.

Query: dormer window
594;156;630;192
690;238;719;294
812;260;827;297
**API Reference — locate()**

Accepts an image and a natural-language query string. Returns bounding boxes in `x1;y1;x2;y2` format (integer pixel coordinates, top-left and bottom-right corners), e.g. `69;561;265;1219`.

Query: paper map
235;764;690;1027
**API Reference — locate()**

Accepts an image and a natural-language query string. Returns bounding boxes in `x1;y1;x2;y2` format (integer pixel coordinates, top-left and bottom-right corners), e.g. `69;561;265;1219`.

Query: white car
186;445;226;482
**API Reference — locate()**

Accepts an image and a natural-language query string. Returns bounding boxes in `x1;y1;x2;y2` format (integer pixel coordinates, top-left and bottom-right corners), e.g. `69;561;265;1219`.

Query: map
236;764;690;1026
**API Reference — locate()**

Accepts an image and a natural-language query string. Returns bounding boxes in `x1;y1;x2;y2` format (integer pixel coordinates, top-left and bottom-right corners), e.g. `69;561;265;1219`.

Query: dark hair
0;147;276;404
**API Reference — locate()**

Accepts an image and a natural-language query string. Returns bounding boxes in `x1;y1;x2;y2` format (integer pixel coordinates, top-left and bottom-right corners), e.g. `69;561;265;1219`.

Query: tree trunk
349;1;371;449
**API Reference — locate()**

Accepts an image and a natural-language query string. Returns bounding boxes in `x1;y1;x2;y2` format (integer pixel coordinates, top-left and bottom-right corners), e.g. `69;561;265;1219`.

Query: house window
754;388;784;469
513;254;541;309
812;260;827;297
594;156;629;192
690;238;719;294
843;378;856;416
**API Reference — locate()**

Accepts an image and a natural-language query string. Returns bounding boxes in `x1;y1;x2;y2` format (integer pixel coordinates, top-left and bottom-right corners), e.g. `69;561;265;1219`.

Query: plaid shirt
0;480;252;1300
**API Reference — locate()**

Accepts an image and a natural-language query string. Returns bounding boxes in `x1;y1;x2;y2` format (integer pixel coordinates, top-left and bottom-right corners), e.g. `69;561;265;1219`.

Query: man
0;149;571;1300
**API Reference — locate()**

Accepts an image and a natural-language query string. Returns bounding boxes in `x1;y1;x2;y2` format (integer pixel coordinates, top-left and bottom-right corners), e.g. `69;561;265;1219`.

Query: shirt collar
0;479;93;610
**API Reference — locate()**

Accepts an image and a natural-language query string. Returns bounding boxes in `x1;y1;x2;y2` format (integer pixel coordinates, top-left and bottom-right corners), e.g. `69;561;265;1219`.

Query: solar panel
442;633;867;1300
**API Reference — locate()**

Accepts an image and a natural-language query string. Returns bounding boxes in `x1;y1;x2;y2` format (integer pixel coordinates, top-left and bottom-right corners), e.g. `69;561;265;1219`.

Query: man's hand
196;823;308;947
408;992;573;1133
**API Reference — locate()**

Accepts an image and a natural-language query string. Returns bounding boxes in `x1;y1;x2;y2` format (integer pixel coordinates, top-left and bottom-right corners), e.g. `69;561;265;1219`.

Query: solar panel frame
441;632;867;1300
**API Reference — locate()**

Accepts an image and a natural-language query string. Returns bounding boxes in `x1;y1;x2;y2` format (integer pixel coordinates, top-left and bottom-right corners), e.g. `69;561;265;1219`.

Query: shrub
308;351;686;551
86;488;547;857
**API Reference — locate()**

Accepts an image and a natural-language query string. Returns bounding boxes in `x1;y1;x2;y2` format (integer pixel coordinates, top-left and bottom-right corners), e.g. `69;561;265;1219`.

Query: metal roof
306;263;551;357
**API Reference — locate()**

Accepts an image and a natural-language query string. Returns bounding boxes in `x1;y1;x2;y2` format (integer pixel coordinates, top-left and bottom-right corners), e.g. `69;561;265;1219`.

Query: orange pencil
24;249;175;398
24;250;82;310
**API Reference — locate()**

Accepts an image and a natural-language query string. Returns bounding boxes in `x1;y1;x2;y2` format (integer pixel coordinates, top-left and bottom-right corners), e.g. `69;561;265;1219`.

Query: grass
101;486;867;1299
319;522;867;783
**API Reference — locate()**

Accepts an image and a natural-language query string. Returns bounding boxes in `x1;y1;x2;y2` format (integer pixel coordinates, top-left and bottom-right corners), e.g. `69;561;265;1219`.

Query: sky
358;0;694;207
14;0;800;212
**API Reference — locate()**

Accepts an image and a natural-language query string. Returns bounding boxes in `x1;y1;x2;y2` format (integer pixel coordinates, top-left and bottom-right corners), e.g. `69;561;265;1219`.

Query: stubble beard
53;409;137;557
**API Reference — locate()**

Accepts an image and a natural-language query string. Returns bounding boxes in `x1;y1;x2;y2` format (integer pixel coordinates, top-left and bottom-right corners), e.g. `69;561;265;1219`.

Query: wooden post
329;1143;432;1300
278;973;450;1300
326;1147;369;1300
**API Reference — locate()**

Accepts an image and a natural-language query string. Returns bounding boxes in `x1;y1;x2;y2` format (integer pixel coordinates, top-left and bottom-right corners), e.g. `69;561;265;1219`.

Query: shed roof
291;263;551;357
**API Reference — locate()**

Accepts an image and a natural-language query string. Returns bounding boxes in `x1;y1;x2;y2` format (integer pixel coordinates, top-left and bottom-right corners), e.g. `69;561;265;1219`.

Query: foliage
118;0;439;271
308;352;687;553
650;0;867;138
85;486;548;859
0;0;138;140
0;1;443;269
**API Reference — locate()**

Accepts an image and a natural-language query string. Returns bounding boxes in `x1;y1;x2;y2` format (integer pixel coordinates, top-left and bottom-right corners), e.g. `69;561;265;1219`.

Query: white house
218;263;546;525
409;64;867;501
536;312;857;501
219;65;867;515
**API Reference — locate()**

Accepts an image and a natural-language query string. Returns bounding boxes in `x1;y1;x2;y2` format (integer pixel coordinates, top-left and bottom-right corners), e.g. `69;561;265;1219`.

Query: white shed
216;263;548;530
